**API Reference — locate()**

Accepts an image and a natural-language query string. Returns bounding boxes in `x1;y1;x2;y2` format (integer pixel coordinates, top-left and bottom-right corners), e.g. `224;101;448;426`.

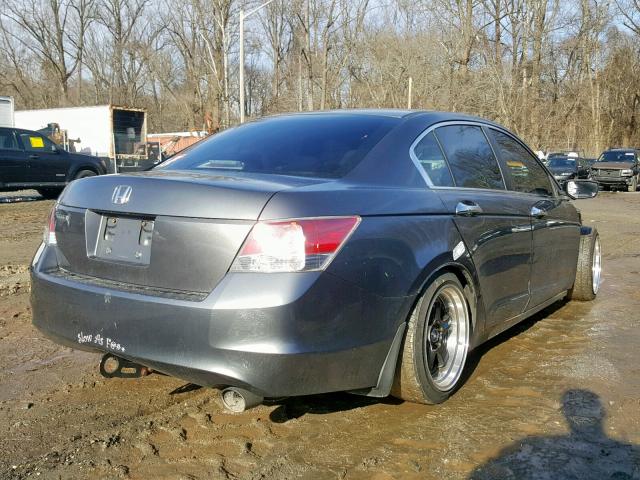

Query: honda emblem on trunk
112;185;132;205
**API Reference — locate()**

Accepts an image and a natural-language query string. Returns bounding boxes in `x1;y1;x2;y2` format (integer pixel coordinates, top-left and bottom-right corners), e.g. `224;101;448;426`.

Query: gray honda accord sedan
31;110;601;411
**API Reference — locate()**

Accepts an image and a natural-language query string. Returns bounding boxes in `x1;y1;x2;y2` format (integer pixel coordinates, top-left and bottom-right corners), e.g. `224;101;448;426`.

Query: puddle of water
0;196;42;204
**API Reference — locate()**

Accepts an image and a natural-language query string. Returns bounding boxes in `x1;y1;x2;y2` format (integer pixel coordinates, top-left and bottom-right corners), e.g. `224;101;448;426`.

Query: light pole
239;0;276;123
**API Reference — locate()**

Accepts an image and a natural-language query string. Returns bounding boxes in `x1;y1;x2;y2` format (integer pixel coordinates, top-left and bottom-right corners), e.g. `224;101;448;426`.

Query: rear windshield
597;151;636;162
158;114;399;178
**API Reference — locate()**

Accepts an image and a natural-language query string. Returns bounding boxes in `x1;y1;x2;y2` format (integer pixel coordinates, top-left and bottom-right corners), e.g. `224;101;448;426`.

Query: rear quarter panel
263;185;486;349
327;214;485;348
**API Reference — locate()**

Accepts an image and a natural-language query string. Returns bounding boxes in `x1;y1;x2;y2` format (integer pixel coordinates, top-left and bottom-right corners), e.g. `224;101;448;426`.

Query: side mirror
51;144;63;154
565;180;598;199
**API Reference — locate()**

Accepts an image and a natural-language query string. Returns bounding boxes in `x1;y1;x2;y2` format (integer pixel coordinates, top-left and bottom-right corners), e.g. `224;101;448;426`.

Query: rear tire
568;228;601;301
392;273;471;404
74;169;97;180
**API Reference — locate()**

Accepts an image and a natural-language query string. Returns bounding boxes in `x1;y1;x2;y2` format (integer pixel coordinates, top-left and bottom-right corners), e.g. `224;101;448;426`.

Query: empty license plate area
94;215;154;265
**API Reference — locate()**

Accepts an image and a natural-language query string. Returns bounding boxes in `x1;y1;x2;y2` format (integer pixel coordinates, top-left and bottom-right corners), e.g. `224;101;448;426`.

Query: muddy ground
0;191;639;480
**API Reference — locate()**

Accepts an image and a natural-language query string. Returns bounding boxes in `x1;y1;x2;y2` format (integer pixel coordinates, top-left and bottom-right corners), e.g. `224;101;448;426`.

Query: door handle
455;201;483;216
530;206;547;218
29;154;39;159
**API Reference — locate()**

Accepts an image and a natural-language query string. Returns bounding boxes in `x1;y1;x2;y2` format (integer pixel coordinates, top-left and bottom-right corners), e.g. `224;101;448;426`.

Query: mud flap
349;322;406;398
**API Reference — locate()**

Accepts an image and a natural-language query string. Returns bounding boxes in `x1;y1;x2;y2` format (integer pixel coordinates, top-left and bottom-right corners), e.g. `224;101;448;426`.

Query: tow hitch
99;353;152;378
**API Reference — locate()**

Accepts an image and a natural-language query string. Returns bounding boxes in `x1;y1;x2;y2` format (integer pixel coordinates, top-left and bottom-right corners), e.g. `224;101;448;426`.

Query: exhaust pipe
99;353;152;379
220;387;263;413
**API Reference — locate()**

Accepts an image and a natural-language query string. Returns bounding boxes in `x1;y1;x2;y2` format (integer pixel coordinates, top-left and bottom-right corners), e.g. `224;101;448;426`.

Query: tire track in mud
0;265;30;298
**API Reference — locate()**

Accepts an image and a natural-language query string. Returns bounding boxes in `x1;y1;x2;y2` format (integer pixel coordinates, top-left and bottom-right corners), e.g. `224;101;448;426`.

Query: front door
16;131;70;184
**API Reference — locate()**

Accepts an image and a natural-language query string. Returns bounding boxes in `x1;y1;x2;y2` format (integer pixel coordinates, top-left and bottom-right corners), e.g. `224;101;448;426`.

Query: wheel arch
354;256;486;399
414;261;481;339
69;163;101;180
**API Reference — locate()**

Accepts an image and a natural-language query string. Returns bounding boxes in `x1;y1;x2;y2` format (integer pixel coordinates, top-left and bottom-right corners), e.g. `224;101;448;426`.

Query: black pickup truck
0;127;108;199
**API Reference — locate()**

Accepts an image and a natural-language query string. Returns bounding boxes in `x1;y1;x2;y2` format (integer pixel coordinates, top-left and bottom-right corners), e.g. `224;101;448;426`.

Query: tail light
43;204;57;245
230;216;360;273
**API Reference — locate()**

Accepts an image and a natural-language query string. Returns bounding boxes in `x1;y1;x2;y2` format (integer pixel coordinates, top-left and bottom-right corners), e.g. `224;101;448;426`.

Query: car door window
0;130;19;150
412;131;454;187
489;129;554;196
434;125;505;190
19;133;54;153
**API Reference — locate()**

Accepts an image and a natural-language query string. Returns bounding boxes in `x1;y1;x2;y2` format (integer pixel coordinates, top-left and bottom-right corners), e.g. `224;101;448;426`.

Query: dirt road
1;194;639;479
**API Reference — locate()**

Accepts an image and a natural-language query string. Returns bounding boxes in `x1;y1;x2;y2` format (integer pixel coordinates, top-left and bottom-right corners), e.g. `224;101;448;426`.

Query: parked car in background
0;126;108;198
31;110;601;413
591;148;640;192
541;151;577;167
546;155;591;185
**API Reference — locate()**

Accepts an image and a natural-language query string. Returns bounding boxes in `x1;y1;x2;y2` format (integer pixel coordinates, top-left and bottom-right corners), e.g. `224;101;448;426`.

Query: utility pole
407;76;413;109
239;0;276;123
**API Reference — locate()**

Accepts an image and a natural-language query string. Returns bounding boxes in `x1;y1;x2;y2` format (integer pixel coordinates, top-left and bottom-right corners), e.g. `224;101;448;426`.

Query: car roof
0;126;40;135
270;109;500;124
293;109;413;118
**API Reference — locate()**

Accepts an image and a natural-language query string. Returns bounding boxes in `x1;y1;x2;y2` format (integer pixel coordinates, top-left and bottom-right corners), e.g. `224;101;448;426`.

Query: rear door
0;128;29;185
17;131;70;184
413;123;533;326
487;127;581;307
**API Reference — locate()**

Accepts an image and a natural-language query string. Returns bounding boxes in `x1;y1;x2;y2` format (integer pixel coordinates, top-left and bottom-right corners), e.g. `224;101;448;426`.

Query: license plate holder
94;215;154;265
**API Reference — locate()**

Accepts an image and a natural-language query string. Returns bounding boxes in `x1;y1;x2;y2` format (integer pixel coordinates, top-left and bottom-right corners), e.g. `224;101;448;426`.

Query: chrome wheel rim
592;237;602;294
424;284;469;392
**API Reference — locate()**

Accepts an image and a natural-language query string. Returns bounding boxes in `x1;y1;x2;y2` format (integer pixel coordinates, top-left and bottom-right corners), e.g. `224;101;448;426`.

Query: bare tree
2;0;87;104
0;0;639;152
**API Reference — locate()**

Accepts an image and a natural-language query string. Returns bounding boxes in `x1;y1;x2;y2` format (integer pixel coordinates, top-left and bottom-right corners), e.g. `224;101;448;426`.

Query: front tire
568;228;601;301
628;176;638;192
74;169;97;180
392;273;471;404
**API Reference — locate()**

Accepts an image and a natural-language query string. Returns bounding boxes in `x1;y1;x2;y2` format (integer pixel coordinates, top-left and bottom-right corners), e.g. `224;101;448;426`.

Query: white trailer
15;105;151;173
0;96;15;127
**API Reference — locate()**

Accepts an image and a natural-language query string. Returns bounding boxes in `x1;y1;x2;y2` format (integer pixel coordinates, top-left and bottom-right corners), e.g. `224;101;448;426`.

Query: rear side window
412;131;454;186
434;125;505;190
0;130;18;150
159;115;399;179
19;133;54;152
489;129;553;196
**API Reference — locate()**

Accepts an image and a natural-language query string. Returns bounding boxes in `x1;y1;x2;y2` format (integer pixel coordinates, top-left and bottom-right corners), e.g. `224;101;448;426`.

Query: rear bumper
31;250;404;397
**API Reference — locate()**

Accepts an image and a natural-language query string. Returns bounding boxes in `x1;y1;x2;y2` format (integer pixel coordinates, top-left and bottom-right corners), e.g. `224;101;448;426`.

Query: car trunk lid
59;169;318;219
53;171;325;296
